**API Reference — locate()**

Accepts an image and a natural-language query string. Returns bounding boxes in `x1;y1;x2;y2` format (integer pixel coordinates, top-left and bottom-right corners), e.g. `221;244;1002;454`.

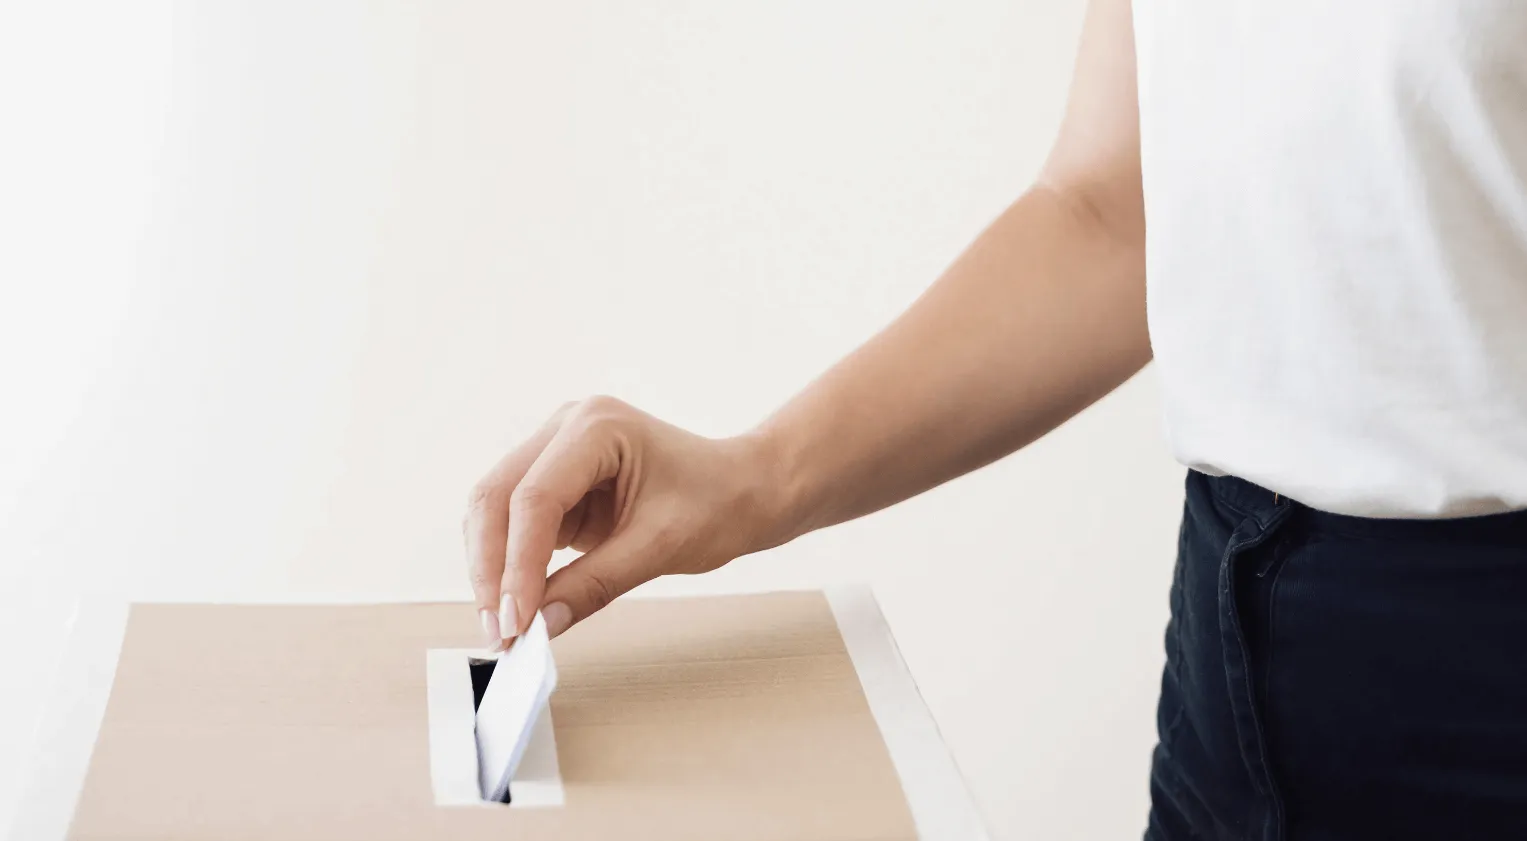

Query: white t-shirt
1133;0;1527;518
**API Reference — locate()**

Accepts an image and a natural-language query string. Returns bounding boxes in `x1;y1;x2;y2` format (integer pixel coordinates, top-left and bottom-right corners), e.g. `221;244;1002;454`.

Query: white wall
0;2;1186;838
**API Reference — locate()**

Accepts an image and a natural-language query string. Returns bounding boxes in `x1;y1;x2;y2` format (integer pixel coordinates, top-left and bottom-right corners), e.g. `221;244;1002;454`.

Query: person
462;0;1527;837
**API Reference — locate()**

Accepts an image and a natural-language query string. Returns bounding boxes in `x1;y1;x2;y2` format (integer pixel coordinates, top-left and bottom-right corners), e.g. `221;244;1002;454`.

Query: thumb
537;523;661;638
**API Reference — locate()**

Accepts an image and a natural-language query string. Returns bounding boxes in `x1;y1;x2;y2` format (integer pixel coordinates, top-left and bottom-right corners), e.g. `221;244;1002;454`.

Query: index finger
498;416;623;638
464;409;568;648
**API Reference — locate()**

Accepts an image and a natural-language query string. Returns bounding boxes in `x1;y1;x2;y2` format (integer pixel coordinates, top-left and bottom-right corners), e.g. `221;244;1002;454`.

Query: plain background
0;2;1186;838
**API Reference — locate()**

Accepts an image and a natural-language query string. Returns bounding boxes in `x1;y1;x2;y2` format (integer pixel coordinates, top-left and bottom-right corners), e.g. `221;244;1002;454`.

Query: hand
464;396;785;647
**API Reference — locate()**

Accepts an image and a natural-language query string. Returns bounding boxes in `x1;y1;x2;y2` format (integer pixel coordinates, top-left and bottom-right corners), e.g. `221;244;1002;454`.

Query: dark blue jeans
1148;471;1527;841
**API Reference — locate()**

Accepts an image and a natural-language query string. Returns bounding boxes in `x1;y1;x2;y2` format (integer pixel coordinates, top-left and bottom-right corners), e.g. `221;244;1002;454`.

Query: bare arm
755;0;1147;542
464;0;1147;644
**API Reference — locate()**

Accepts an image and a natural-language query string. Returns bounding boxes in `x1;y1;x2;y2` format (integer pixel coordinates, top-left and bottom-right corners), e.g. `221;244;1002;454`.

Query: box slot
425;648;564;808
468;656;510;803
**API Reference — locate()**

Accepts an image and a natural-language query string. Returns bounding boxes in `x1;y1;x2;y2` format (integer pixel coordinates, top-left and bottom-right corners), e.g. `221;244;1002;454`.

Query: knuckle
573;414;615;441
468;567;496;594
465;481;501;514
581;394;625;414
580;573;619;612
576;394;626;423
509;483;554;517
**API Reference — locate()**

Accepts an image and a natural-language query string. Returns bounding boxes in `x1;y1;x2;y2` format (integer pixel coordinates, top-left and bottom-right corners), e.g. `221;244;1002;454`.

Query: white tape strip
425;649;491;806
826;585;991;841
4;599;130;841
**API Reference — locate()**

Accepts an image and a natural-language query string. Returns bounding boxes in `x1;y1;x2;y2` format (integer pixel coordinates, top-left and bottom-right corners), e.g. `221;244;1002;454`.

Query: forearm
748;184;1148;546
464;0;1145;637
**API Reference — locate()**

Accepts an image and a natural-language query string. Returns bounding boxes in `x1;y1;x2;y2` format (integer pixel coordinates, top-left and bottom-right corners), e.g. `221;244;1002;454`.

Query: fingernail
498;593;519;643
479;608;501;650
543;601;572;638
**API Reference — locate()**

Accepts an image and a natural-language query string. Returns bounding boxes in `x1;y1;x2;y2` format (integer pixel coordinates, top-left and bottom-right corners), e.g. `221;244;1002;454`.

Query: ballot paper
474;611;559;803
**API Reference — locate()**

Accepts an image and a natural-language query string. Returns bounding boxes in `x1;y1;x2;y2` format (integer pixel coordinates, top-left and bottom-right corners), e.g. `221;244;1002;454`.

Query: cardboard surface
65;592;919;841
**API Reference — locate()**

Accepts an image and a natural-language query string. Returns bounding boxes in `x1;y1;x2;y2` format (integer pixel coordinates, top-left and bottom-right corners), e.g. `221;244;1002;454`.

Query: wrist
726;423;816;556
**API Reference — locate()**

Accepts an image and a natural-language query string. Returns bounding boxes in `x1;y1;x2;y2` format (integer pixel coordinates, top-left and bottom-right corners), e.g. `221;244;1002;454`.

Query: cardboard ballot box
8;587;989;841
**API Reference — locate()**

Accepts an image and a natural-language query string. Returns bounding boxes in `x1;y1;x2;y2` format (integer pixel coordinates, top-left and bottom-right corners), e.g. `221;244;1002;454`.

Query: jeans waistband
1198;471;1527;544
